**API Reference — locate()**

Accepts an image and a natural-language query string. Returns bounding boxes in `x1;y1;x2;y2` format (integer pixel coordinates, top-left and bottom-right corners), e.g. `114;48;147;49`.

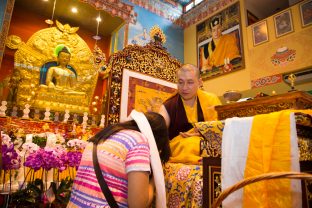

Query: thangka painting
120;69;177;122
197;2;244;80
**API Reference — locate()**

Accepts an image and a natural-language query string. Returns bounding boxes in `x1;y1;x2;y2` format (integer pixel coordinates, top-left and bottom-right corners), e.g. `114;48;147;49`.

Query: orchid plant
1;132;87;207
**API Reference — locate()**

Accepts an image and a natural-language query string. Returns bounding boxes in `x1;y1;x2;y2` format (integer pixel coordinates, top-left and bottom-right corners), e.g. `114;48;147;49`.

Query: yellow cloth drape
197;89;221;121
168;90;221;164
243;110;311;208
169;132;202;164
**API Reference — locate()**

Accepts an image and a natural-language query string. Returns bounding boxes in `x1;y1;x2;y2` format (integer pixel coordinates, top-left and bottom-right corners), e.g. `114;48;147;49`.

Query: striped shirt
67;129;150;208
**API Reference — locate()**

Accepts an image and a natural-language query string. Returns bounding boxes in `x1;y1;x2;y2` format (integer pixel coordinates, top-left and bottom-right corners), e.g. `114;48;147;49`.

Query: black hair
89;112;171;163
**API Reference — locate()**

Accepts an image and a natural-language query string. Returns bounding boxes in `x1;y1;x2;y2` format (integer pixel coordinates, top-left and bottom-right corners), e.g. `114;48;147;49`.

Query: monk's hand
179;131;200;138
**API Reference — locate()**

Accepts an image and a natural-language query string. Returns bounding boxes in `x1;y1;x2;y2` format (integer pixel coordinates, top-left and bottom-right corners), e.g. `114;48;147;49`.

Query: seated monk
159;64;221;164
40;45;84;95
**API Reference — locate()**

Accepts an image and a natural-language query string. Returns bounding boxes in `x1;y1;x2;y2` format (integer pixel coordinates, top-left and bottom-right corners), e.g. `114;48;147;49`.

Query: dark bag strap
93;143;119;208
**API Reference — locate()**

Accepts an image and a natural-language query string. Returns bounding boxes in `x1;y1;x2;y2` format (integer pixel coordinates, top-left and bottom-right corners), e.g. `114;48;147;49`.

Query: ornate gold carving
8;21;99;113
218;101;297;120
197;121;224;158
298;136;312;161
5;35;22;49
214;175;222;199
56;20;79;34
106;43;181;125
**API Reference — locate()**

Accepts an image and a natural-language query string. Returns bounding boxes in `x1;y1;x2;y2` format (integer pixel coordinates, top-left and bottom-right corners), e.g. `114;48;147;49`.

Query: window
194;0;203;6
184;0;204;13
185;2;194;12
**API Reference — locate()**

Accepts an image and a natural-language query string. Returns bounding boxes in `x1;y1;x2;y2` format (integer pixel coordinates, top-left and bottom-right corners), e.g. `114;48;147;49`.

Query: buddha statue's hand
48;82;56;88
39;84;48;89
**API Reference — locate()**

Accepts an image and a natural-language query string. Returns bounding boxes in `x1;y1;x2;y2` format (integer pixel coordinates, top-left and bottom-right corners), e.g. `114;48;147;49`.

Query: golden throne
6;21;99;113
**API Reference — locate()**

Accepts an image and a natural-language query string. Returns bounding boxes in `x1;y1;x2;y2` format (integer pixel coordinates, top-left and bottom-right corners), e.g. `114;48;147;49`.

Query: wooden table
215;91;312;120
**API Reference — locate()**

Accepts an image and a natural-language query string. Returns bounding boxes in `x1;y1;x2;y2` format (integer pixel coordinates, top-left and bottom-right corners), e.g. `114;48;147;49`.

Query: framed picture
252;20;269;46
196;2;244;80
120;68;177;122
299;0;312;27
274;9;294;38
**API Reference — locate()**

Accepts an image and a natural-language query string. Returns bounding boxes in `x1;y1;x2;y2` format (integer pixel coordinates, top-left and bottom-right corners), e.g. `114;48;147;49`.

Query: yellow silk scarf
197;89;221;121
243;110;311;207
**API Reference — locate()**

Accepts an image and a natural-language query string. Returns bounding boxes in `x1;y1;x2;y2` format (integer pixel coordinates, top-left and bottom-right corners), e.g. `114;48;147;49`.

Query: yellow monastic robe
207;33;241;67
169;90;221;164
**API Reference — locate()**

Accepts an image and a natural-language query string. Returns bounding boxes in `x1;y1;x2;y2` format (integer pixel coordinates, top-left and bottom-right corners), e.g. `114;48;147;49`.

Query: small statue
63;109;70;123
7;70;21;106
288;73;296;92
43;107;51;121
81;112;88;133
0;101;8;117
72;123;77;135
99;114;105;127
73;113;78;123
22;104;30;119
82;112;88;125
54;112;59;122
11;106;18;117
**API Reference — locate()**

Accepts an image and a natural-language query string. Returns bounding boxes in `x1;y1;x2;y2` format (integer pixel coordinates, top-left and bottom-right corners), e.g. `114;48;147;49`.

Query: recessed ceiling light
96;16;102;22
71;7;78;13
43;0;49;2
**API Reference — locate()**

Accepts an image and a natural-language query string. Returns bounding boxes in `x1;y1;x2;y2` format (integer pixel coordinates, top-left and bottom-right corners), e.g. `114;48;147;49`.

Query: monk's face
58;52;71;66
177;69;202;102
211;24;222;40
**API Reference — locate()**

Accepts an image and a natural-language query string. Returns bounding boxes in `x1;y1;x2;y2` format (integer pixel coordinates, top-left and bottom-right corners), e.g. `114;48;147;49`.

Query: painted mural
0;0;8;30
126;0;182;22
125;1;184;62
249;27;312;88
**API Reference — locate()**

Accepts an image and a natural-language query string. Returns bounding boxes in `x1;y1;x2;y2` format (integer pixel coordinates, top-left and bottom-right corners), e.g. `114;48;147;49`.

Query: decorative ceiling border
79;0;133;22
175;0;237;28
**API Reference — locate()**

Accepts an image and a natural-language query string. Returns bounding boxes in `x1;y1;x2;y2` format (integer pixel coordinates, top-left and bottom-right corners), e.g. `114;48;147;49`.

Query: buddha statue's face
58;52;71;66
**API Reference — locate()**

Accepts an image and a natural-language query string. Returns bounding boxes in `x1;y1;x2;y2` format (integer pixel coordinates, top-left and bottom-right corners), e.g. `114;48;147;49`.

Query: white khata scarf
129;110;166;208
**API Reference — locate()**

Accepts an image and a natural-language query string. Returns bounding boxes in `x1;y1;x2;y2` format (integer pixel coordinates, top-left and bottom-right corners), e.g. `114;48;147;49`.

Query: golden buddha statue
40;45;85;96
5;21;99;113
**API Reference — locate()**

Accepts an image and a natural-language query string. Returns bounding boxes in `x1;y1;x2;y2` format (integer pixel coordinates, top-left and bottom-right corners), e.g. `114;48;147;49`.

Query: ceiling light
96;16;102;22
45;0;57;25
43;0;49;2
71;7;78;13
